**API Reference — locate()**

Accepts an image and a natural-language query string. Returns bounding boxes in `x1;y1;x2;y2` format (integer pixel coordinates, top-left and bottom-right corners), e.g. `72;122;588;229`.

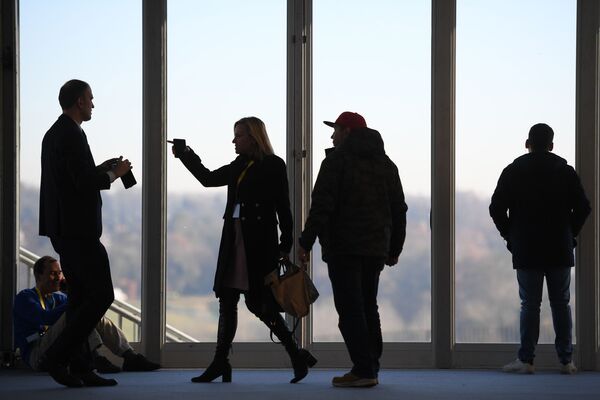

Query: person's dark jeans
516;268;573;365
327;255;384;379
43;237;115;372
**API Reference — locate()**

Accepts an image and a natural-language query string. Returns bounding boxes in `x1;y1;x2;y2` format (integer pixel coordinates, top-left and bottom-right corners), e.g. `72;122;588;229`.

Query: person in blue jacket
14;255;67;370
13;255;159;374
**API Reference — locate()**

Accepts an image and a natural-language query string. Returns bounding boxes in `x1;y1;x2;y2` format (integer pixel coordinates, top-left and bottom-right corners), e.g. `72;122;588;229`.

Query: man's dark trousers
42;237;114;371
517;268;572;365
327;255;384;379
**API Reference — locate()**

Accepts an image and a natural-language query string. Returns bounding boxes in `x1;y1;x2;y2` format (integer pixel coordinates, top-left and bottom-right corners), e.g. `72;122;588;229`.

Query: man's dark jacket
299;127;407;261
489;151;591;269
39;114;110;239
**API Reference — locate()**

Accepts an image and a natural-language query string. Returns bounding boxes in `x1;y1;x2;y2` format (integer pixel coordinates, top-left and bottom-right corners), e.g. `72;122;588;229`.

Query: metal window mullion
575;0;600;372
141;0;167;363
301;0;313;350
286;0;312;349
431;0;456;369
0;0;19;364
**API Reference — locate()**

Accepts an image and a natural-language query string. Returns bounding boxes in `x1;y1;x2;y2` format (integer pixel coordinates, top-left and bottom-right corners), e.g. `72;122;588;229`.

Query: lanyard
35;287;49;311
35;287;54;332
236;160;254;188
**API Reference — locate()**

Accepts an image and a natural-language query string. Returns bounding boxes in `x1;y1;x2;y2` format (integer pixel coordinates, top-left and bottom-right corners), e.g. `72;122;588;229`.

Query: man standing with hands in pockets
490;123;590;374
38;79;133;387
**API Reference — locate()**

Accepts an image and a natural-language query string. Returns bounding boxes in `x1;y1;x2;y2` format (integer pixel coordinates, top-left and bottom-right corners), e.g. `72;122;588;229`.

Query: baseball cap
324;111;367;130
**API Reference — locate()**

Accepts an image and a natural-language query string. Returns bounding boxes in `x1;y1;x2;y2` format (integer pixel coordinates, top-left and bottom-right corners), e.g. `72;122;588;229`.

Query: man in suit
38;79;132;387
490;123;591;375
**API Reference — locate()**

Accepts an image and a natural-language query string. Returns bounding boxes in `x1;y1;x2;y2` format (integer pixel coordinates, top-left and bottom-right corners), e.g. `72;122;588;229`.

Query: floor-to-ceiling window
455;0;576;343
166;0;286;343
19;0;143;339
12;0;597;369
312;0;432;343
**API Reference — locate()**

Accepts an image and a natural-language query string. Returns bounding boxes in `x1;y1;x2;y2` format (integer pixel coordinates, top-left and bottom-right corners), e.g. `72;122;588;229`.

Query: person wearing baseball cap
298;111;408;387
323;111;368;148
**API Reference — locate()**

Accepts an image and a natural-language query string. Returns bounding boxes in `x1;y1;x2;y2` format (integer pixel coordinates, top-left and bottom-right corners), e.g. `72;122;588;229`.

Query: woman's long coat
179;150;293;305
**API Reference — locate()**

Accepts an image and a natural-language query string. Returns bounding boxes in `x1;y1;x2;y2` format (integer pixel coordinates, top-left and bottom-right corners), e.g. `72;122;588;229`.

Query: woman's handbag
264;257;319;319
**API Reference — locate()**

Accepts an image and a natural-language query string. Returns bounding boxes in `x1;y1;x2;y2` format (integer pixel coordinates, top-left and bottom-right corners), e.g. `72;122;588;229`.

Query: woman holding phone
171;117;316;383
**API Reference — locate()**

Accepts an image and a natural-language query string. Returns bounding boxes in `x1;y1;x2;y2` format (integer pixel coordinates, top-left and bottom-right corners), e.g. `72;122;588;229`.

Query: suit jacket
178;150;293;302
489;151;591;269
39;114;111;239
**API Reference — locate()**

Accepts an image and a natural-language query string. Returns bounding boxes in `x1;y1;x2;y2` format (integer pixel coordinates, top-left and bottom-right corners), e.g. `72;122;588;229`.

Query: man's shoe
502;359;535;374
332;372;378;388
73;371;118;387
122;352;161;372
94;355;121;373
47;364;84;388
559;362;577;375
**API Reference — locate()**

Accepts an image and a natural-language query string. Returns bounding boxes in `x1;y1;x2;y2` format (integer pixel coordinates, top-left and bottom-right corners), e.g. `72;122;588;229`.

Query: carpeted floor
1;368;599;400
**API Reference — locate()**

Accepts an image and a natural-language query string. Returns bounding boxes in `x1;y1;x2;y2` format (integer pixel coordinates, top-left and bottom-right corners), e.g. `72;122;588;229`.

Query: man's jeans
327;255;384;379
516;268;573;364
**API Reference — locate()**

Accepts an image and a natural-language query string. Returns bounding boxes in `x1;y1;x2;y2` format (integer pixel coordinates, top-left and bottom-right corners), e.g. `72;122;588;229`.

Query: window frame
2;0;598;370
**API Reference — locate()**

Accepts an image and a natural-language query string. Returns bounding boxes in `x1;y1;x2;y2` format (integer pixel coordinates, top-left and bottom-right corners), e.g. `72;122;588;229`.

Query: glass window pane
166;0;286;342
312;0;431;342
19;1;142;341
456;0;576;343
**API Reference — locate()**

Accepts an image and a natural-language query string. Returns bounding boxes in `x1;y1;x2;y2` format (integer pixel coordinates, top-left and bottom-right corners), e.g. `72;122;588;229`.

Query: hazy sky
19;0;575;198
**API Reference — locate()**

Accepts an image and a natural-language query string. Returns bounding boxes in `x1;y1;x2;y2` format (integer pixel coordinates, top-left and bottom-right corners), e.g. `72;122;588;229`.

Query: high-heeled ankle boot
290;348;318;383
191;359;232;383
264;314;318;383
192;294;237;383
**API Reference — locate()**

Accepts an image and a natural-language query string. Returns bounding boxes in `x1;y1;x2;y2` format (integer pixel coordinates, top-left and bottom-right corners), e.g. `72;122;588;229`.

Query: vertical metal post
0;0;19;367
287;0;312;348
141;0;167;363
431;0;456;368
575;0;600;371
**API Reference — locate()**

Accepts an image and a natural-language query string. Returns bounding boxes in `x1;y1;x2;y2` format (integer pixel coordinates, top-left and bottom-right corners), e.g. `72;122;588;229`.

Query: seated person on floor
13;255;160;373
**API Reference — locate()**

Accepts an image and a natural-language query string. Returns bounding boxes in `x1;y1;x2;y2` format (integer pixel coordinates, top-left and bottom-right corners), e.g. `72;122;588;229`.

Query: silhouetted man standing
298;112;407;387
490;123;590;374
38;79;132;387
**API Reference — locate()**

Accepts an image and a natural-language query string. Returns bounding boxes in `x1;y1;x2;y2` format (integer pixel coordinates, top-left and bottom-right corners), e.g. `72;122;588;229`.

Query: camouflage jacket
299;127;407;261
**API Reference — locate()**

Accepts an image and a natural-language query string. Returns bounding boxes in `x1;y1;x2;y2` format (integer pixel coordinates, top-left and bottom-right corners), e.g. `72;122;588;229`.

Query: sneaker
559;362;577;375
502;359;535;374
332;372;378;388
